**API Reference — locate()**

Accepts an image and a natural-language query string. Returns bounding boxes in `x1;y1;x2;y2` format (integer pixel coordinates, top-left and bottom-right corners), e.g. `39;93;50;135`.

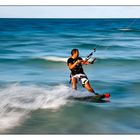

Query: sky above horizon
0;6;140;18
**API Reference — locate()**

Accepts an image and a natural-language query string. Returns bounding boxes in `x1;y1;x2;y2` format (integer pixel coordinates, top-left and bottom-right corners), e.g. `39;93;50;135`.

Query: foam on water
40;56;67;62
0;84;73;132
118;28;133;31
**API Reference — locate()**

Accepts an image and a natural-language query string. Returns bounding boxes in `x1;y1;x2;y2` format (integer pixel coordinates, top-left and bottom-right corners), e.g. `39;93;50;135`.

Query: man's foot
94;92;99;95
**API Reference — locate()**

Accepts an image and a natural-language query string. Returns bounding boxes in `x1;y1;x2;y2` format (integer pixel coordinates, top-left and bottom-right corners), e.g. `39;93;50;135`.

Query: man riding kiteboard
67;49;110;99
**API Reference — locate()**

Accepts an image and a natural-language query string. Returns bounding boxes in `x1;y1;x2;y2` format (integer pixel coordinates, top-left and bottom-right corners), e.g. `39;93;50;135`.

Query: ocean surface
0;18;140;134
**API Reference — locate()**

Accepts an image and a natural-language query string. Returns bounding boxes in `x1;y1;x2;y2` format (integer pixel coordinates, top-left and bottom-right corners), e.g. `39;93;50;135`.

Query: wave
118;28;133;31
1;82;116;132
0;82;139;133
0;55;140;66
93;57;140;68
60;33;95;38
117;28;140;32
31;56;140;64
95;55;140;60
40;56;67;63
0;84;74;132
0;56;68;65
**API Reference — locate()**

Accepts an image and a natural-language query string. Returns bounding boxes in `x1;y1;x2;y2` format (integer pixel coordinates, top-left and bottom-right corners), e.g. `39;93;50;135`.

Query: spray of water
0;83;73;132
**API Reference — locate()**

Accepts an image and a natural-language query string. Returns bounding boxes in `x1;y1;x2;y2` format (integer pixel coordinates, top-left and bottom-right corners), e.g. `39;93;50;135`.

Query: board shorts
71;74;89;87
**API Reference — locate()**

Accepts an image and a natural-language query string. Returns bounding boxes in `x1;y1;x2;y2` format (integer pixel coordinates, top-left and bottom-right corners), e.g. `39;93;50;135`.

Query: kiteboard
69;93;110;103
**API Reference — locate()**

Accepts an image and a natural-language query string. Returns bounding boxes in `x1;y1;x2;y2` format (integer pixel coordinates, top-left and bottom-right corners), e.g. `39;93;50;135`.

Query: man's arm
81;60;90;65
78;57;94;65
68;61;78;70
81;58;96;65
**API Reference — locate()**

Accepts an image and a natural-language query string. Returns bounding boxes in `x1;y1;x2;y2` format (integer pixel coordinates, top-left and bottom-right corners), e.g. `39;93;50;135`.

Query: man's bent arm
68;61;78;70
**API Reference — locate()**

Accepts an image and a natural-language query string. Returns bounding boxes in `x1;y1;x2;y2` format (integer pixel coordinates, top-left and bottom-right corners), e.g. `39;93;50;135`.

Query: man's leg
84;82;96;94
71;77;77;90
84;80;110;98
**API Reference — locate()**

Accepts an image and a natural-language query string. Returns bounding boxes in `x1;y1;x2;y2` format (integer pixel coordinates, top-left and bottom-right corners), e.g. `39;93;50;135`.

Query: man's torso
67;57;84;75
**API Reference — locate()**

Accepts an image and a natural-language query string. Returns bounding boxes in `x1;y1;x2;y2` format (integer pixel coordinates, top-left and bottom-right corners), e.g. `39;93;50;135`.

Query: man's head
71;49;79;59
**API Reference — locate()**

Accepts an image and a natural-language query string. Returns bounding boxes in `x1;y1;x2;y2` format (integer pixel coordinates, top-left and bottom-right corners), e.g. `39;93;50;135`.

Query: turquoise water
0;19;140;134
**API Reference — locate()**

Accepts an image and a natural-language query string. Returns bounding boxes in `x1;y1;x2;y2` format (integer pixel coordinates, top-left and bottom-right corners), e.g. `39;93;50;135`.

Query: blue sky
0;6;140;18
